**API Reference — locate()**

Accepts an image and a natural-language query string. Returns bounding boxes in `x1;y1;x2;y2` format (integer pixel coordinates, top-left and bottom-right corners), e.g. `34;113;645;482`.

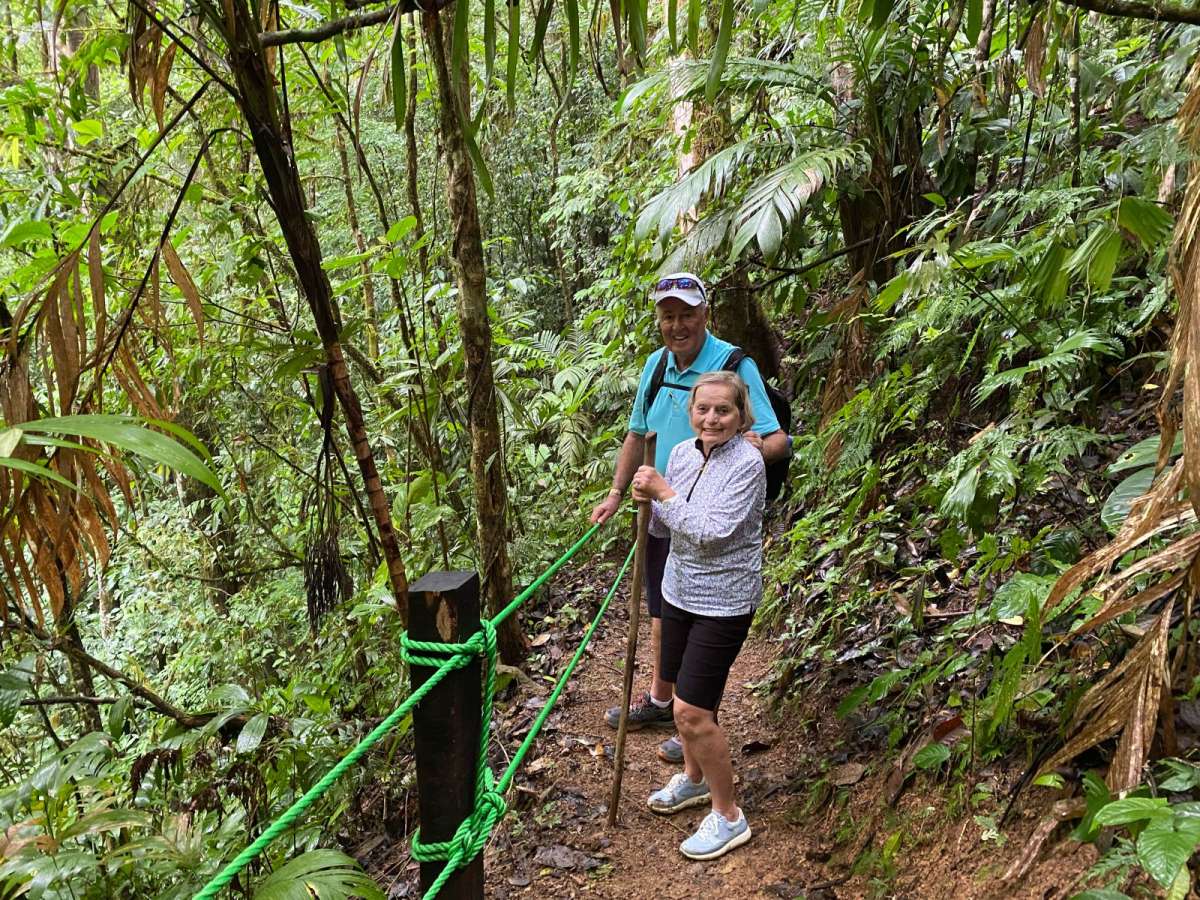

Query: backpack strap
643;350;672;416
723;347;748;373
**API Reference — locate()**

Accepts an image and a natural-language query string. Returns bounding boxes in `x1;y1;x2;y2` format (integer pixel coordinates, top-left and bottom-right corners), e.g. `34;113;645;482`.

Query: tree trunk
222;0;409;613
677;13;781;378
422;7;524;664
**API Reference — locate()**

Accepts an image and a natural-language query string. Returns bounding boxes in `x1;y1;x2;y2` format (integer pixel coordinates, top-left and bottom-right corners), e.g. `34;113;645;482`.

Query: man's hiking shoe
679;809;751;860
657;734;683;764
604;692;673;730
647;773;710;814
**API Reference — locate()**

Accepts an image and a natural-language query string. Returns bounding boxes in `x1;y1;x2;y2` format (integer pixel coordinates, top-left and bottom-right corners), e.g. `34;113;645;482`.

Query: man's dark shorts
645;533;670;619
658;600;753;712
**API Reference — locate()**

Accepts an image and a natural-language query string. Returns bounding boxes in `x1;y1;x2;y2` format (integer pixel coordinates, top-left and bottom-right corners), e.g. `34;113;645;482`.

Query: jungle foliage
3;0;1200;894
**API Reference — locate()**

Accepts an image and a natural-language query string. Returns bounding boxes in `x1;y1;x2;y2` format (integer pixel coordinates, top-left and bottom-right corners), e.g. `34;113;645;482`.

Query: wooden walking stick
608;432;657;826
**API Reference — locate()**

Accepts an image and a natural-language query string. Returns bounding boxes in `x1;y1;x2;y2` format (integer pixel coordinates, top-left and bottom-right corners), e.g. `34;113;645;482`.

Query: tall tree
422;6;523;663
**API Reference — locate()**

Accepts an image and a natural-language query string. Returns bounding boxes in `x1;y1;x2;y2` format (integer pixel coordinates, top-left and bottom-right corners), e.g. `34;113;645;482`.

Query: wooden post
407;570;485;899
607;432;657;826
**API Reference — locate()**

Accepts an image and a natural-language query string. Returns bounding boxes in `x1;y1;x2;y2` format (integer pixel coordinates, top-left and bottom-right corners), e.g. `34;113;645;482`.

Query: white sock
649;693;672;708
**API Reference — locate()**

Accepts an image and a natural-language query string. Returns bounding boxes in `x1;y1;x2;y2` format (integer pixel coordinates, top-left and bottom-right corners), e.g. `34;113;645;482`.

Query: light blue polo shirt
628;331;782;472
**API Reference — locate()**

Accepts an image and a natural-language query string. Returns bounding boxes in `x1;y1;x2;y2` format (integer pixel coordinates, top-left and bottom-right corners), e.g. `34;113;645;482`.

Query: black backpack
644;348;792;501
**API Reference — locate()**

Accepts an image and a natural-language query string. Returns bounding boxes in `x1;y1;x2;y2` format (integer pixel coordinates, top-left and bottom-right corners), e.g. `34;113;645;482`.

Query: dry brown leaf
1024;14;1046;98
151;42;177;131
1038;602;1174;792
161;240;205;345
88;228;106;368
1076;571;1184;636
1092;532;1200;601
1043;459;1185;619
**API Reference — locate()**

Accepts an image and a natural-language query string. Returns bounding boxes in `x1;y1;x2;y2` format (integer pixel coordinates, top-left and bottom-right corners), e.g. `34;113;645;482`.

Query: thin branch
260;0;454;47
14;609;222;729
748;238;873;291
21;695;147;707
1058;0;1200;24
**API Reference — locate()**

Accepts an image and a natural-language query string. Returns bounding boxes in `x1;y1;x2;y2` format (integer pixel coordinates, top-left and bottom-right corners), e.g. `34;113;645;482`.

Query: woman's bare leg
675;697;737;819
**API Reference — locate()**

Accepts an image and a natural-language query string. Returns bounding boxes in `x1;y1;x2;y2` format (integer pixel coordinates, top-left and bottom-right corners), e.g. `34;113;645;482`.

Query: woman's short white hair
688;371;756;432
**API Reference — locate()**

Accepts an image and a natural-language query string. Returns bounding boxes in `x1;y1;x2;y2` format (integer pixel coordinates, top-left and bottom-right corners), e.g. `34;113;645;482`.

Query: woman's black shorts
644;534;670;619
659;600;753;712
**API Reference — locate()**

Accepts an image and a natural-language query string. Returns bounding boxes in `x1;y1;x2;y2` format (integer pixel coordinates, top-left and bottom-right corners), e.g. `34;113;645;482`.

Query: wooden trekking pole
608;431;657;826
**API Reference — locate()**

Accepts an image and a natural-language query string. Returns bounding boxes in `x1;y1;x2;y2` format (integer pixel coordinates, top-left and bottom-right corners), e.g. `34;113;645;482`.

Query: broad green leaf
1066;224;1122;292
71;119;103;146
966;0;983;44
0;456;82;492
61;809;152;839
237;713;269;754
1093;796;1171;827
913;742;951;771
107;696;132;740
389;11;406;131
1101;466;1155;532
1136;820;1200;886
1118;196;1174;251
687;0;701;51
1027;242;1068;308
386;216;418;242
253;850;384;900
628;0;647;62
667;0;678;51
0;661;33;728
1167;866;1191;900
15;416;222;497
530;0;555;63
459;107;494;199
484;0;496;85
1;219;52;247
705;0;734;102
452;0;470;89
871;0;894;29
1107;433;1183;475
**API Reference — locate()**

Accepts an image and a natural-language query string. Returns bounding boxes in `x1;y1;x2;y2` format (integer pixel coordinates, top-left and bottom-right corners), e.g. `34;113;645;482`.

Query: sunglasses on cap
655;276;705;298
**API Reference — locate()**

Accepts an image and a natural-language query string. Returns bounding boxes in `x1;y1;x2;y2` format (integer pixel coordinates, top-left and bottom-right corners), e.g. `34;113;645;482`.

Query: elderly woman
629;370;766;861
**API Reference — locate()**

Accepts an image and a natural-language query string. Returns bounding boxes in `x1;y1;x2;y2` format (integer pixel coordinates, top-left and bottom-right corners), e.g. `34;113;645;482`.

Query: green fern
252;850;384;900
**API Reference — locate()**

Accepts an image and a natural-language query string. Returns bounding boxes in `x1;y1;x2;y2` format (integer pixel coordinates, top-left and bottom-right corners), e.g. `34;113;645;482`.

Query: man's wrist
608;487;623;498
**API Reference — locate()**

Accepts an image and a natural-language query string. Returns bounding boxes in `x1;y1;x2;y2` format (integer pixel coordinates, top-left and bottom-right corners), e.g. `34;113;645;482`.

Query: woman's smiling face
690;383;743;451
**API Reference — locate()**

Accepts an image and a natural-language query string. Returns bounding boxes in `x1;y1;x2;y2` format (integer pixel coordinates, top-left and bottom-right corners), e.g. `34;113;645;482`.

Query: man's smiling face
656;298;707;368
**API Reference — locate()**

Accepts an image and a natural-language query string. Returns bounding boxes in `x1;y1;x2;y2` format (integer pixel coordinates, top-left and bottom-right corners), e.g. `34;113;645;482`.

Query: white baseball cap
651;272;707;307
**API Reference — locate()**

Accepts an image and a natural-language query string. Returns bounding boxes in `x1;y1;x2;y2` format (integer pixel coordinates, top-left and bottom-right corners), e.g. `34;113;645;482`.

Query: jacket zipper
685;458;709;502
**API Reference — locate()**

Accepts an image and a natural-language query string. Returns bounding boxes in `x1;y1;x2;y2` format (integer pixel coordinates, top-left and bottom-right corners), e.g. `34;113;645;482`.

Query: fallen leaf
532;844;601;870
742;738;773;755
830;762;867;786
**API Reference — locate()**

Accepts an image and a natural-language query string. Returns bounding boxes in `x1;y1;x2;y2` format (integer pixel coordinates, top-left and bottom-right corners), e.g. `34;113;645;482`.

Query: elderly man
590;273;788;763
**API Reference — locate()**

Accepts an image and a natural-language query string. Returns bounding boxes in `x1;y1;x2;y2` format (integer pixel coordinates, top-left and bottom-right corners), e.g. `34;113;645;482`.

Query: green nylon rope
497;544;634;793
404;545;634;897
192;647;474;899
490;522;602;627
191;522;608;899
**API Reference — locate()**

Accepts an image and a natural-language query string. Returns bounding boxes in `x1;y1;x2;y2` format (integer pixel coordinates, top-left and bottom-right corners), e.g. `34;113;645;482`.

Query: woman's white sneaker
679;809;751;860
647;773;711;814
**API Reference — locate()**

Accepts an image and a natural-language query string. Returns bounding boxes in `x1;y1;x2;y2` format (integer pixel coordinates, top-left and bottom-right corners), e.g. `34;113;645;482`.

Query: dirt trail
367;559;1097;898
479;577;833;899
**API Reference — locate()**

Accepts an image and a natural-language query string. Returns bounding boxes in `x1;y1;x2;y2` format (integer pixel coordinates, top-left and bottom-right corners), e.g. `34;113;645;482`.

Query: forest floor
363;557;1099;899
